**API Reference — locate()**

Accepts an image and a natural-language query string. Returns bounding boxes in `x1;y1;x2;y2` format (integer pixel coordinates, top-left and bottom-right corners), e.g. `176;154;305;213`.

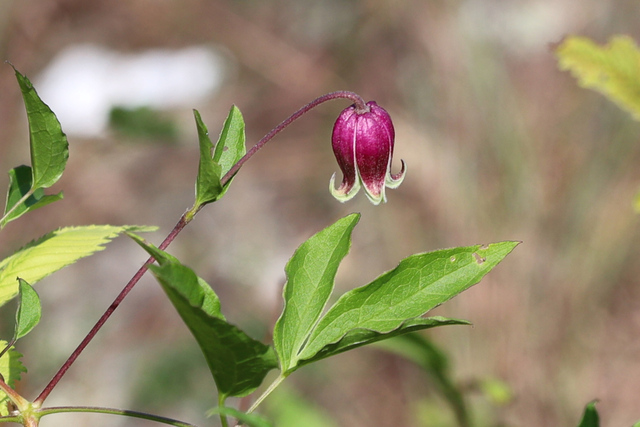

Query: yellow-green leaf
0;342;26;416
556;35;640;120
0;225;156;306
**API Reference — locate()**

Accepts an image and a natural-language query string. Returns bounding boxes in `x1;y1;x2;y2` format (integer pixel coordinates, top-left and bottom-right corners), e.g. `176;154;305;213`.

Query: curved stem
35;406;199;427
220;90;366;187
32;90;367;407
33;215;189;406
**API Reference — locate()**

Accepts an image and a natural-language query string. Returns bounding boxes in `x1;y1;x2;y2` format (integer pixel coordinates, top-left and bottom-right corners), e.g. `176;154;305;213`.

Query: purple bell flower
330;101;406;205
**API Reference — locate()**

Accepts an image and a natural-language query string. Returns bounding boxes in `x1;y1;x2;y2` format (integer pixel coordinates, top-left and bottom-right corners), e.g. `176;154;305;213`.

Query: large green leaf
131;237;278;399
0;225;156;306
556;35;640;120
2;166;63;228
0;342;27;416
13;66;69;189
296;241;519;365
577;401;599;427
273;213;359;373
193;106;246;208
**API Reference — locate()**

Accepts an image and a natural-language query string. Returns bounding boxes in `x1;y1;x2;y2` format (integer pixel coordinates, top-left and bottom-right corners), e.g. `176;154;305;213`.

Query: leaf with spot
293;241;519;371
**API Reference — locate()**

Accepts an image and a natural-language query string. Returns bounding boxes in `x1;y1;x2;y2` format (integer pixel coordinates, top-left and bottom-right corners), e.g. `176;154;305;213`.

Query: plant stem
31;90;367;407
220;90;366;187
34;406;199;427
246;373;287;414
0;188;35;229
33;215;189;406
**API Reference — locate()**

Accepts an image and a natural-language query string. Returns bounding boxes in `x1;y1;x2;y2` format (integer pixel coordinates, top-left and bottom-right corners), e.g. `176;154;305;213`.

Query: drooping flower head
330;101;406;205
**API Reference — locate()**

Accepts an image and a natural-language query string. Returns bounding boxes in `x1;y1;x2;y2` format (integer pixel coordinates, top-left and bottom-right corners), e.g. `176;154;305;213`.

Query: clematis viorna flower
330;101;406;205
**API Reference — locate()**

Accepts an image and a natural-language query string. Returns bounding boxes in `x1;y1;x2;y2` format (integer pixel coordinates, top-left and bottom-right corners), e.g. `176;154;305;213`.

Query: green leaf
2;166;63;228
556;36;640;120
297;241;519;365
0;341;27;416
212;105;246;178
194;109;223;206
208;407;273;427
577;401;599;427
15;279;41;340
297;316;470;369
193;106;246;207
131;238;278;399
0;225;157;306
13;65;69;188
273;213;360;373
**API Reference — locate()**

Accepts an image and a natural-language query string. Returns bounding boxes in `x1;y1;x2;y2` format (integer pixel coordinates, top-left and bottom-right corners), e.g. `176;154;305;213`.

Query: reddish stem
33;216;188;406
33;90;366;406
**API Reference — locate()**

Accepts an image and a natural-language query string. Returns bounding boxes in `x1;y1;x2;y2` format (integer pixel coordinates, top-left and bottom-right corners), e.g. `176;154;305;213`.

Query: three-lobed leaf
556;35;640;120
296;241;519;367
131;237;277;399
0;225;156;306
273;213;360;373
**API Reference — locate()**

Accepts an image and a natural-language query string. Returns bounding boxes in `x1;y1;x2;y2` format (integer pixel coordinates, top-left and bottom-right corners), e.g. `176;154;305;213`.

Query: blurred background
1;0;640;426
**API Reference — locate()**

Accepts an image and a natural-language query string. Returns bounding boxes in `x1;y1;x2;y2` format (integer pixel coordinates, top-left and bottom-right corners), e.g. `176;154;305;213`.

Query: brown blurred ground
1;1;640;426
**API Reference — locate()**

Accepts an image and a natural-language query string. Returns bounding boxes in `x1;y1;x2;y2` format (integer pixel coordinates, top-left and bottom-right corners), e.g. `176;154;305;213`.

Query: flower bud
330;101;405;204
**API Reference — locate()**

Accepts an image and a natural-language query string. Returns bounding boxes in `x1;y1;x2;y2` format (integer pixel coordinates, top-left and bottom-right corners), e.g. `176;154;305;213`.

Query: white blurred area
35;44;226;137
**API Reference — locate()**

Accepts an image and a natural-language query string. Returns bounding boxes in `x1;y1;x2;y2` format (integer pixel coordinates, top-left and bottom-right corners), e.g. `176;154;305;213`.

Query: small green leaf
2;166;62;227
297;241;519;365
12;65;69;189
15;279;41;340
131;239;277;399
2;166;63;228
577;401;599;427
0;225;157;306
0;341;27;416
208;407;273;427
193;106;246;208
212;105;246;178
556;36;640;120
194;109;223;206
297;316;469;369
273;213;360;373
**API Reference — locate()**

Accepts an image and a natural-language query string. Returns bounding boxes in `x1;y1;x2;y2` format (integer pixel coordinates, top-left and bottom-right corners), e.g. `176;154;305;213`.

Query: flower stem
31;90;367;407
33;215;189;406
220;91;366;186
